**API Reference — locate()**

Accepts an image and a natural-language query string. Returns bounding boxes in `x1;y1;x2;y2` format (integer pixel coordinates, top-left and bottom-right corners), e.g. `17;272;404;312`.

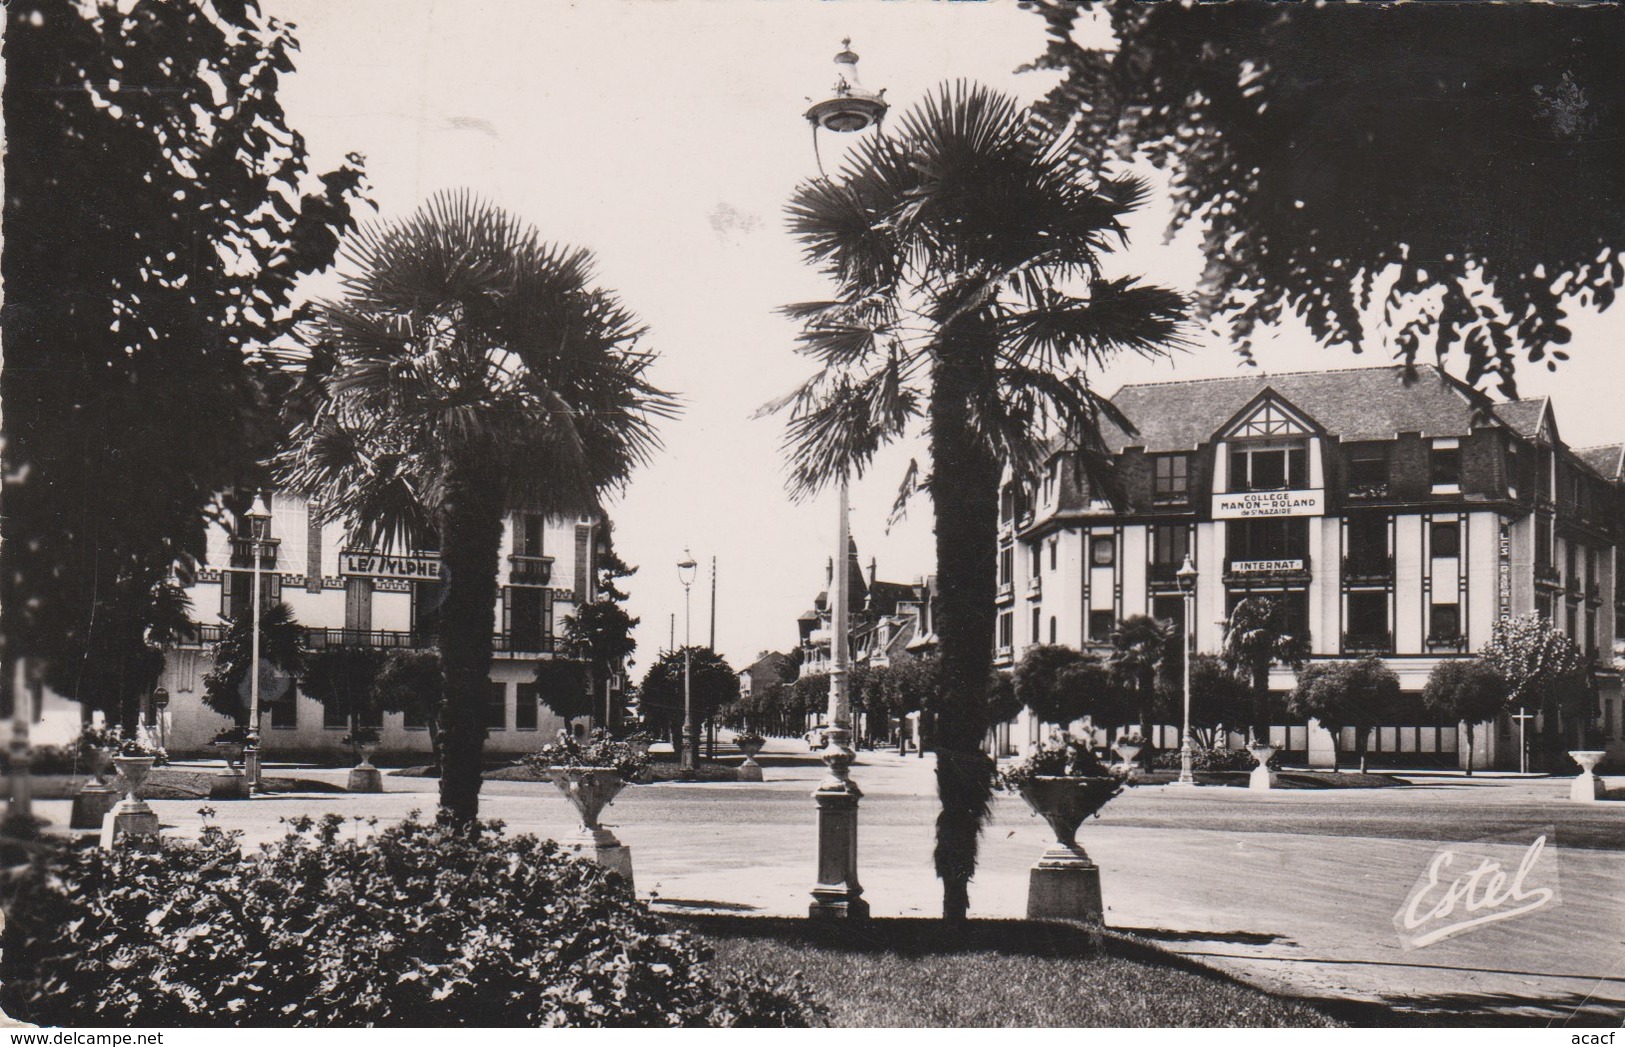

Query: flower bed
0;813;816;1027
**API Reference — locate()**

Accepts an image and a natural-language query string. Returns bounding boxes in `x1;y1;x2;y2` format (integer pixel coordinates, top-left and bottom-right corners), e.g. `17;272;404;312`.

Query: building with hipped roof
1000;364;1623;770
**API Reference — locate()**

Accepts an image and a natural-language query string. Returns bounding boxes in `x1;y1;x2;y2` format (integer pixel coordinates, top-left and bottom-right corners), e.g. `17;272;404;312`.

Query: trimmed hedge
1;813;818;1027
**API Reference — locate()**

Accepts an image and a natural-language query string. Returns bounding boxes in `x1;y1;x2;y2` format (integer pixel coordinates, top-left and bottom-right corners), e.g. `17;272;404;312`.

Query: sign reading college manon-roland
1211;489;1325;520
340;550;443;581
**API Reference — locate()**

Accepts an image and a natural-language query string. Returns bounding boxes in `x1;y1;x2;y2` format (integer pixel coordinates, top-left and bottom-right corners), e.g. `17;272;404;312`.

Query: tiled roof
1576;444;1624;480
1489;398;1549;439
865;580;918;616
1093;364;1513;453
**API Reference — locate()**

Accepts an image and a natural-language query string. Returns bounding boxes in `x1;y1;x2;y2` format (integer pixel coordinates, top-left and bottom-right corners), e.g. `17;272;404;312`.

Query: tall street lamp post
242;494;272;791
678;551;698;772
1176;554;1199;787
802;38;885;922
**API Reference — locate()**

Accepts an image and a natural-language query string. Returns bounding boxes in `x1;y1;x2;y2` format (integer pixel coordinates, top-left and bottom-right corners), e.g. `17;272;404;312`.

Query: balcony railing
1425;633;1469;653
1347;482;1390;501
508;554;554;586
1534;563;1562;589
996;581;1015;602
493;633;558;656
1566;574;1582;596
1343;631;1393;654
1026;576;1042;598
1587;582;1603;606
305;628;426;650
1342;554;1394;583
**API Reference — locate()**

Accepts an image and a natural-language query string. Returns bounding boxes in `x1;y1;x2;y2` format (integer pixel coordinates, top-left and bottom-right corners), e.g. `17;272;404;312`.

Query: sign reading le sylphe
1212;489;1325;519
341;550;443;581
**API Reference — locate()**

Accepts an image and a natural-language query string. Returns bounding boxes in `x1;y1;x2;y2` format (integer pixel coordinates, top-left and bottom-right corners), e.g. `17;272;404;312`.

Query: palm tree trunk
434;464;505;824
1251;664;1271;745
929;322;1001;925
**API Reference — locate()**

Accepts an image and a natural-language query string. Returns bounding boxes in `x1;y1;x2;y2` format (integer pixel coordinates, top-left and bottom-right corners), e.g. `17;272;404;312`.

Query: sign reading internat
341;550;443;581
1230;559;1306;574
1212;489;1325;519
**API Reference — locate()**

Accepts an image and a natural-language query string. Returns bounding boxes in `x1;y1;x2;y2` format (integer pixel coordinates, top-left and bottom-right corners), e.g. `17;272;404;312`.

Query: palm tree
1220;596;1311;744
775;82;1186;921
278;192;675;823
1107;614;1176;741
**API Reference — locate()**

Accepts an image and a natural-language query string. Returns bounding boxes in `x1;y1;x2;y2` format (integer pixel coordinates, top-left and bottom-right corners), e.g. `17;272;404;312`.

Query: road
34;739;1625;1023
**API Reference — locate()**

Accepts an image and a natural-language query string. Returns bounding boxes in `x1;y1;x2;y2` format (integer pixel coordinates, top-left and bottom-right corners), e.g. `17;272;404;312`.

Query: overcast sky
270;0;1622;675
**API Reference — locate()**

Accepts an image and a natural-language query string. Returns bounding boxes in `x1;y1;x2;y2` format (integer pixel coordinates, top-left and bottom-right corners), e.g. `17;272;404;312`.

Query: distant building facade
999;365;1624;770
156;490;608;757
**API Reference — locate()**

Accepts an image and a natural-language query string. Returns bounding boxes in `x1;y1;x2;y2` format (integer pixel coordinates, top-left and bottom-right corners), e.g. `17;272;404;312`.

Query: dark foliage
1025;0;1625;391
1287;657;1401;772
1;0;366;723
1150;746;1263;774
1154;653;1252;746
200;603;305;723
0;813;818;1027
300;647;389;727
534;657;594;724
1014;645;1126;728
638;647;739;733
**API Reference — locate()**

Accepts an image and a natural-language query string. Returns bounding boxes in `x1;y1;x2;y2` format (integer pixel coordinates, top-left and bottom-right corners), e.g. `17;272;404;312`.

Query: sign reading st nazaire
1211;489;1325;519
341;550;443;581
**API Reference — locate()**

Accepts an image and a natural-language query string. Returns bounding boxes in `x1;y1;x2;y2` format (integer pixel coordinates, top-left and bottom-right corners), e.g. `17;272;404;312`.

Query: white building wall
1394;514;1425;655
1194;520;1226;653
1465;511;1502;649
1121;525;1149;616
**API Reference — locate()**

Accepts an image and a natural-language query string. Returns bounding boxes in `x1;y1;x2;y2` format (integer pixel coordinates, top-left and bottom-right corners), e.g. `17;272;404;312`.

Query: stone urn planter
209;737;250;800
1015;775;1123;925
100;755;161;847
348;741;383;794
1111;739;1143;780
70;746;121;830
1568;750;1607;803
1249;743;1279;792
549;768;635;885
736;736;766;782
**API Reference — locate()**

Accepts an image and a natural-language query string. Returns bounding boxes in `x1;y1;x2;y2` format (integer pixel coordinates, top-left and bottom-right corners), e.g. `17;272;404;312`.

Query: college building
998;364;1625;770
154;491;608;758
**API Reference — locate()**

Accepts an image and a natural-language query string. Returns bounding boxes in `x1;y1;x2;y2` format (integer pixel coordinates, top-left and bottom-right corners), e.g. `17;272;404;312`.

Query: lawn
686;917;1354;1028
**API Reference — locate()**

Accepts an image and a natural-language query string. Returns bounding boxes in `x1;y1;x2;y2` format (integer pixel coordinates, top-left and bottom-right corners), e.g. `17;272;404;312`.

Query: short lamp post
1176;554;1199;787
677;551;699;773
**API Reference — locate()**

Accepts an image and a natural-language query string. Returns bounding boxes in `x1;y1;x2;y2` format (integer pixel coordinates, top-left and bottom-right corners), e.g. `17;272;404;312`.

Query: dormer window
1230;443;1308;492
1152;454;1189;503
1430;438;1461;492
1346;443;1389;497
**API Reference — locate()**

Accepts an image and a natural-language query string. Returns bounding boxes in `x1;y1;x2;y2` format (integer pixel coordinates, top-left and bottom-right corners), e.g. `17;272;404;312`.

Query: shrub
0;813;818;1027
1150;746;1266;772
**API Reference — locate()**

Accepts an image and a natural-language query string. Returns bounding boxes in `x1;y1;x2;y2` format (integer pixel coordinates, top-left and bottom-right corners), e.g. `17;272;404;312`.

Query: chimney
869;556;877;589
825;556;833;586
